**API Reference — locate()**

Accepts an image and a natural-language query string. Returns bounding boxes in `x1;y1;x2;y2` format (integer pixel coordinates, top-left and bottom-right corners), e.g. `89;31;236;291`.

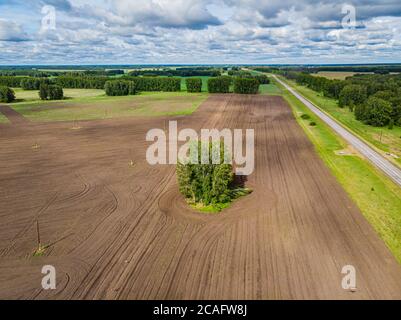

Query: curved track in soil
0;95;400;299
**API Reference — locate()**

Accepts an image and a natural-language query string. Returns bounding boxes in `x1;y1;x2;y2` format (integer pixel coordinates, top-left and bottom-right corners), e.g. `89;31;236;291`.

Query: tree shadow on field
232;175;248;188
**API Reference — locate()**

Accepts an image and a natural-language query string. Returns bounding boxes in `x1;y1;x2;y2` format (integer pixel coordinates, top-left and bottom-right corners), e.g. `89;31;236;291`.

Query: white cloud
0;0;401;64
0;19;29;41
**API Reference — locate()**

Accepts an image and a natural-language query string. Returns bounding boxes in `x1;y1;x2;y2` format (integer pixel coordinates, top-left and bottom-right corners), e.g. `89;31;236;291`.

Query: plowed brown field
1;95;401;300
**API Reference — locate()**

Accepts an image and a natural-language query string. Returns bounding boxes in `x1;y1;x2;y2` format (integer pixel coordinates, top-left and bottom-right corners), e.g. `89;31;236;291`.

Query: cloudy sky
0;0;401;65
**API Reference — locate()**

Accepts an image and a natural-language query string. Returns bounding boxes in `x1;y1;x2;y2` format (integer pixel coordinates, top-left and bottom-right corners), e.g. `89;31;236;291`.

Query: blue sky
1;0;401;65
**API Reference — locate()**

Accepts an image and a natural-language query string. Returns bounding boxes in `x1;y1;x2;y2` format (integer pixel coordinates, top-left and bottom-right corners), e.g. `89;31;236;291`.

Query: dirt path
0;95;400;299
0;105;28;124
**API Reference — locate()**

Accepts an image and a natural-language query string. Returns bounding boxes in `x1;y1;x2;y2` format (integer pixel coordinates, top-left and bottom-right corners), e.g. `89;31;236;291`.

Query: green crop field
10;91;208;122
312;71;360;80
12;88;105;104
272;76;401;264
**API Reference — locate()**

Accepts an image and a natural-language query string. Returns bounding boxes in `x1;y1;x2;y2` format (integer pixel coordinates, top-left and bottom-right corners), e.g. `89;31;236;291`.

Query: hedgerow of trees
21;78;50;90
233;77;260;94
186;78;203;93
55;75;108;89
104;80;136;96
122;77;181;92
39;84;63;100
0;76;29;87
228;71;270;85
207;76;232;93
282;71;401;128
0;86;15;103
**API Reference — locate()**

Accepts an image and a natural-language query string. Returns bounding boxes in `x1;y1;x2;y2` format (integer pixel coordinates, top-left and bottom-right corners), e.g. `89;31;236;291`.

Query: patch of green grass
189;188;253;213
259;82;282;95
12;88;105;105
283;79;401;166
190;202;231;213
313;71;359;80
11;91;209;121
273;76;401;264
33;244;47;257
0;113;9;123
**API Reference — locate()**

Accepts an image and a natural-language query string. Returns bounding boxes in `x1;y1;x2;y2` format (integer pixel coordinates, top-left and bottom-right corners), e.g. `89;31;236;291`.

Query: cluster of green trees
207;76;232;93
233;78;260;94
309;65;401;74
104;80;136;96
176;141;234;207
0;86;15;103
185;78;203;93
82;69;125;76
290;72;346;99
207;75;262;94
354;97;394;127
0;76;29;88
253;74;270;85
55;76;109;89
228;71;270;84
128;77;181;92
284;71;401;127
338;84;367;109
39;84;64;100
21;78;50;90
0;70;52;77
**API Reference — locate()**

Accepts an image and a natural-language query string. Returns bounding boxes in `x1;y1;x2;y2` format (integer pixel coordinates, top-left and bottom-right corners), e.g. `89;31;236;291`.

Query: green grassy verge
281;79;401;166
259;83;281;95
272;77;401;264
11;91;209;122
0;113;9;123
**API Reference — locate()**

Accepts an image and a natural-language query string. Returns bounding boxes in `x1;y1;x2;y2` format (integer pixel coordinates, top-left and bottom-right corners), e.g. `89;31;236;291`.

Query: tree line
0;74;265;100
283;71;401;128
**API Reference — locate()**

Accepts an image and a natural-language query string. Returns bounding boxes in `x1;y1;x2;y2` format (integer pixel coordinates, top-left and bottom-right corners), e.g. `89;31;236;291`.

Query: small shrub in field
233;77;260;94
309;121;317;126
388;119;394;130
186;78;202;93
0;86;15;103
301;114;311;120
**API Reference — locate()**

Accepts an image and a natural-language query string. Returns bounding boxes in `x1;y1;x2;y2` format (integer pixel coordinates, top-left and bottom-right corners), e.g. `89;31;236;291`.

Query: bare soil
1;95;400;299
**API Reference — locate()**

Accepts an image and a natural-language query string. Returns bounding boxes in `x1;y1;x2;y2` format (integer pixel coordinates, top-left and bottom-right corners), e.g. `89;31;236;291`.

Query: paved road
274;75;401;188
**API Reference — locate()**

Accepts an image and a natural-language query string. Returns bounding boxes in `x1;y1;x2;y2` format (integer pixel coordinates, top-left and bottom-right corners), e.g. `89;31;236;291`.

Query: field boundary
0;105;28;124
